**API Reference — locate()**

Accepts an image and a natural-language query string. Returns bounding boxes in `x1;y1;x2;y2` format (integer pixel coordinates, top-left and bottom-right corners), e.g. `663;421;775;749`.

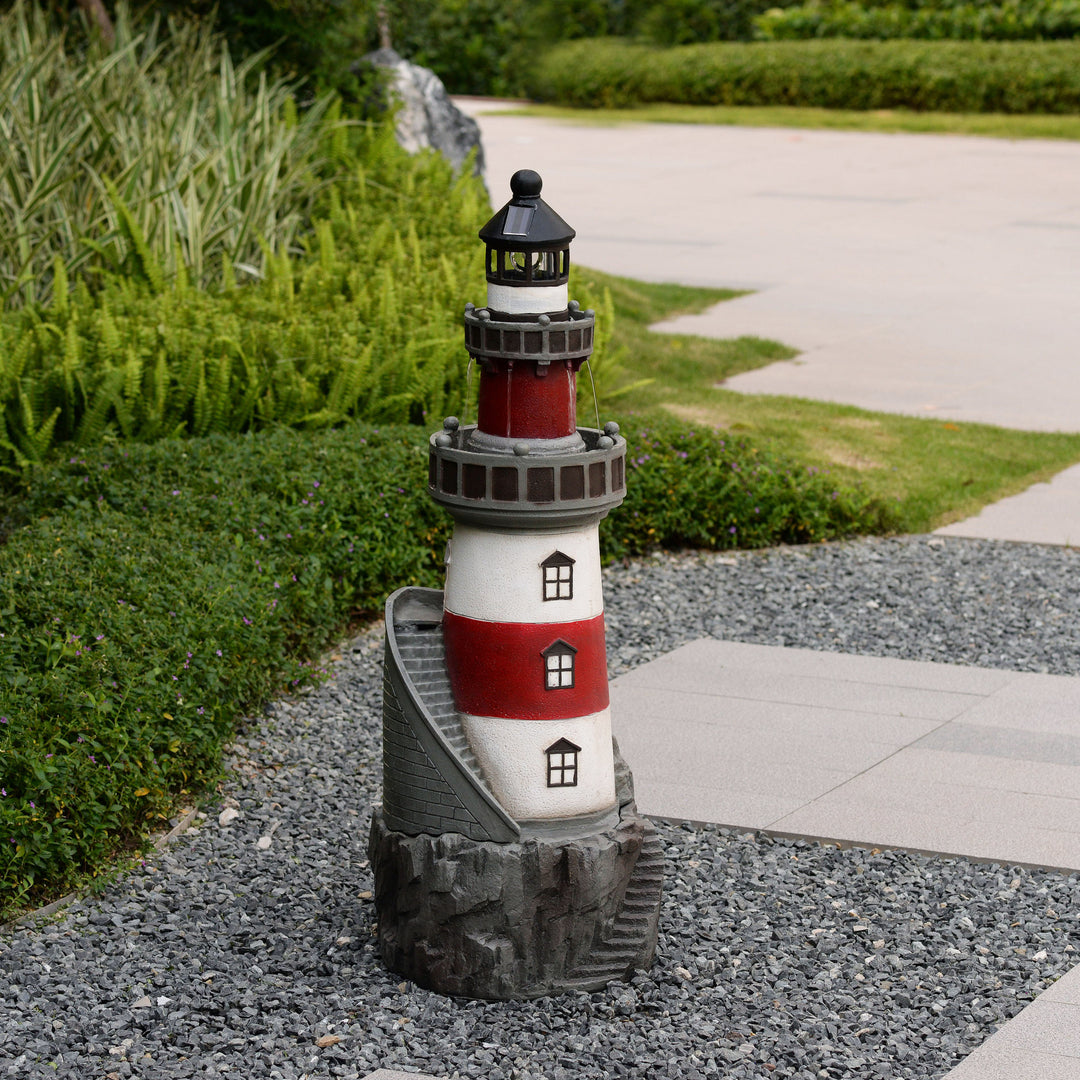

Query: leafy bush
0;1;349;310
0;419;895;914
526;37;1080;112
0;424;444;913
0;137;491;474
756;0;1080;42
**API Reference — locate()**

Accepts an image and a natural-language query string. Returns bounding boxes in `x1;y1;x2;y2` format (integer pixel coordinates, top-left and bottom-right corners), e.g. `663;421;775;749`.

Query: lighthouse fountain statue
369;170;662;1000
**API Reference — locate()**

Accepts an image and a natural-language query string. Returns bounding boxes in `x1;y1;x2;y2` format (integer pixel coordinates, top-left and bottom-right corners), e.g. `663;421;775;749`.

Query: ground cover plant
0;420;894;917
526;38;1080;113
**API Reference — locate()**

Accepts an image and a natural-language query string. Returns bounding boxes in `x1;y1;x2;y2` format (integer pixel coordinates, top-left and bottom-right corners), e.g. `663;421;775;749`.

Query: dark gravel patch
2;535;1078;1080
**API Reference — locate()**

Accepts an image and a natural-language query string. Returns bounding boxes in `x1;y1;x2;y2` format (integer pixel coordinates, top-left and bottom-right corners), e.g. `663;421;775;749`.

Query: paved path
610;640;1080;1080
456;99;1080;545
614;640;1080;874
439;102;1080;1078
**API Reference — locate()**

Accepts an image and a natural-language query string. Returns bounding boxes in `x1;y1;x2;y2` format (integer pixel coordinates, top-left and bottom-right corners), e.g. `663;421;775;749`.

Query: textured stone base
368;800;662;1000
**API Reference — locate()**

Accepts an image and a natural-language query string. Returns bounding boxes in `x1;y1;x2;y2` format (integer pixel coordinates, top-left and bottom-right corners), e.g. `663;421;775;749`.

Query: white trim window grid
545;738;581;787
543;640;576;690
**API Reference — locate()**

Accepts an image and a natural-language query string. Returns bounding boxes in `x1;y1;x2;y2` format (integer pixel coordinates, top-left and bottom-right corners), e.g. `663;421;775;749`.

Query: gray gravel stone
2;535;1079;1079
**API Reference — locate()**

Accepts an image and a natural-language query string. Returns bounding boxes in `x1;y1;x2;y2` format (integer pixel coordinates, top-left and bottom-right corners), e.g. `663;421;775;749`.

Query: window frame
541;550;575;602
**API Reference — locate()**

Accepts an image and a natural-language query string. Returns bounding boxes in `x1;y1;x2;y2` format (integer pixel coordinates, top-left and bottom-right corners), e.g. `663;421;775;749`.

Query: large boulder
359;48;484;178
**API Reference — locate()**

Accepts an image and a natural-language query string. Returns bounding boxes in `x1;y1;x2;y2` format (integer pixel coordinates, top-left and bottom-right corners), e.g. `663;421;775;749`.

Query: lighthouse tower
440;168;620;829
370;171;661;1000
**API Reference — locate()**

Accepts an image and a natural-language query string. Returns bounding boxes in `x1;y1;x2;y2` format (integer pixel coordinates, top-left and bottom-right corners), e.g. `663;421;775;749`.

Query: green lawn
494;102;1080;141
575;266;1080;534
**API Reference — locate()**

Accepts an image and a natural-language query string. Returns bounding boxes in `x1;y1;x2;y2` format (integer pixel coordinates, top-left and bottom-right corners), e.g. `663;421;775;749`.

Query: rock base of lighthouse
368;795;662;1000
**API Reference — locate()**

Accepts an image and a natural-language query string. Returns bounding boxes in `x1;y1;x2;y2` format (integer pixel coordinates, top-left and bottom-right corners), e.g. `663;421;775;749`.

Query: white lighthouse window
541;550;575;601
542;640;577;690
546;652;574;689
545;738;581;788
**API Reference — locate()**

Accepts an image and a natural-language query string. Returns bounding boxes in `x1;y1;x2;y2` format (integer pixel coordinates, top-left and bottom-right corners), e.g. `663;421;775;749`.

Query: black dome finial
510;170;542;200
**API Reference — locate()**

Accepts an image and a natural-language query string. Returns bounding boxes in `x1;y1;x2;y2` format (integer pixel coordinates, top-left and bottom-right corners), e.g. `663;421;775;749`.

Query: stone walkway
455;98;1080;546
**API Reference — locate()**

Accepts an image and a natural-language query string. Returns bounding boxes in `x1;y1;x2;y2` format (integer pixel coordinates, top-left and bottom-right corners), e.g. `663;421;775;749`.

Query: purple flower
729;526;737;534
172;489;180;496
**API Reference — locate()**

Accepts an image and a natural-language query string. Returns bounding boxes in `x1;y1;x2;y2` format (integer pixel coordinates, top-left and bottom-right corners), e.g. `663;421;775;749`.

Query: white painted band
486;282;568;316
462;708;616;820
444;521;604;624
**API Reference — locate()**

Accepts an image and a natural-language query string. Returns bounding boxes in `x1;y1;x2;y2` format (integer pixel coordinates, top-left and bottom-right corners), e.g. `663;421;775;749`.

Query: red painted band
443;610;609;720
476;360;578;440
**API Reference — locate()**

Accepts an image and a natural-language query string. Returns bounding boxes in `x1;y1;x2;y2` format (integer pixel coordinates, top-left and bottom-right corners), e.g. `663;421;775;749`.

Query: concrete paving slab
647;638;1016;694
944;1045;1080;1080
859;746;1080;801
957;695;1080;738
457;103;1080;435
630;777;806;829
1042;961;1080;1005
457;100;1080;543
934;462;1080;546
610;639;1080;869
618;655;985;720
616;680;941;745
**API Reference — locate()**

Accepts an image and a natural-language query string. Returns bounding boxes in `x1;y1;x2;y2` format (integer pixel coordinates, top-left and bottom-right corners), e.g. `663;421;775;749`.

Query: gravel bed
3;534;1079;1080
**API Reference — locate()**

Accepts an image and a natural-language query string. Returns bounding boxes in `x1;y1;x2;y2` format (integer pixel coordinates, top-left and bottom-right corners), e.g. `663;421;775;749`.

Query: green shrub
606;417;897;558
756;1;1080;42
0;419;893;914
527;37;1080;112
0;424;451;913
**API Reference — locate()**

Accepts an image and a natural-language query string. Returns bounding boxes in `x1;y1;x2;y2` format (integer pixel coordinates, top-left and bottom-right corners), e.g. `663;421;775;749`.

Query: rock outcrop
358;48;484;177
368;801;662;1000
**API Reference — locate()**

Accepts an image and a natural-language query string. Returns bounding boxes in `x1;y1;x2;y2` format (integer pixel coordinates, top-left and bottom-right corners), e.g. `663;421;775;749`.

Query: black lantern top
479;171;574;289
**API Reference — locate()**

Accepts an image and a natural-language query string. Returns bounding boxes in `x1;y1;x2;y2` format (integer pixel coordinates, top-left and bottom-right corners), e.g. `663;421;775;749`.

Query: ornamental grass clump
0;0;346;310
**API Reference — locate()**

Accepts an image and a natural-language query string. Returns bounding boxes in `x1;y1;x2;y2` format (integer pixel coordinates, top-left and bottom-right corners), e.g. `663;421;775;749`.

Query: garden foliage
526;37;1080;112
0;420;894;915
0;149;490;473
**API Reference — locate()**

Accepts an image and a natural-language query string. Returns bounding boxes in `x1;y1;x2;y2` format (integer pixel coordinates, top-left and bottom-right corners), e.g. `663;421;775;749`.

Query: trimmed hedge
756;1;1080;43
527;37;1080;112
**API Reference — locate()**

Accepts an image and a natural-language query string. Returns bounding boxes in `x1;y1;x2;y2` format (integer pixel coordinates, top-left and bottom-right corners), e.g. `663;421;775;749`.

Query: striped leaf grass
0;0;345;309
